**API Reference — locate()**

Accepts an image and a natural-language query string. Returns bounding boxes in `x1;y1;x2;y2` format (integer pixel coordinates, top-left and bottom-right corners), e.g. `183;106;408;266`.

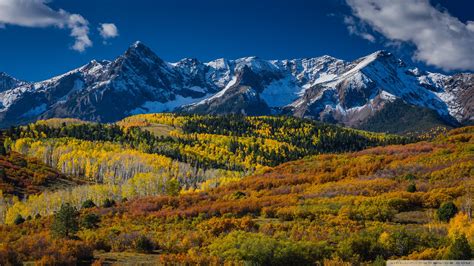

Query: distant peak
179;57;200;64
123;41;162;63
89;59;110;65
242;56;259;60
132;40;144;48
126;41;152;53
318;55;340;62
371;50;392;58
356;50;395;65
0;72;21;82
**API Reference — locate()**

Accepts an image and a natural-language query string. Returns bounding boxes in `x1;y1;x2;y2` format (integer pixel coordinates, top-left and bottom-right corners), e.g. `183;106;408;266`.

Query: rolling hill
0;123;472;264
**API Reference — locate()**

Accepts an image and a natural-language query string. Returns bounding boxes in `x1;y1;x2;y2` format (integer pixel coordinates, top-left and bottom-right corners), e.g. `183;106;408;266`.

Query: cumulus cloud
345;0;474;71
0;0;91;52
99;23;119;39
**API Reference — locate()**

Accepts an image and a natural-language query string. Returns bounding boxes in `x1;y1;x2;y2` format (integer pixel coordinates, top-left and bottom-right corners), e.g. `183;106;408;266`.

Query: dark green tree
81;213;100;229
81;199;96;209
51;203;79;238
404;173;416;181
437;202;458;222
135;235;154;253
407;183;417;193
165;178;180;196
445;234;472;260
14;214;25;225
0;168;6;180
0;144;6;156
102;198;116;208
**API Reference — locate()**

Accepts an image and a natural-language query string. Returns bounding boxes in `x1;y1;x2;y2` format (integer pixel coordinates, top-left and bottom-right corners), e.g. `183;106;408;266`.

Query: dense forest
0;115;471;264
5;114;410;171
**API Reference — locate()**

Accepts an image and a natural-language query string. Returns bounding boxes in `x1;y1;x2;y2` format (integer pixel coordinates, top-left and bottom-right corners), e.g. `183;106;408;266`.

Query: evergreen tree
81;199;96;209
51;203;79;238
81;213;100;229
437;202;458;222
102;198;116;208
135;235;154;253
445;234;472;260
14;214;25;225
407;183;417;193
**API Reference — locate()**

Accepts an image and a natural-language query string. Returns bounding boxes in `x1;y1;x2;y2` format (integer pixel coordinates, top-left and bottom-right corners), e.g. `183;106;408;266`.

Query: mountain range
0;41;472;133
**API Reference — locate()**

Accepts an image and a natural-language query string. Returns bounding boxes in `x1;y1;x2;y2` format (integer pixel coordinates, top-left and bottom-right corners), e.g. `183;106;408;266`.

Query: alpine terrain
0;42;472;133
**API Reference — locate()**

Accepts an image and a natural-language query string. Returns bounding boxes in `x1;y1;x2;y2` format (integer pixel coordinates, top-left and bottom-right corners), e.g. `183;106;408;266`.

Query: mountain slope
0;72;26;93
0;151;81;199
287;51;461;127
0;42;219;126
1;126;472;264
0;42;472;131
358;99;452;134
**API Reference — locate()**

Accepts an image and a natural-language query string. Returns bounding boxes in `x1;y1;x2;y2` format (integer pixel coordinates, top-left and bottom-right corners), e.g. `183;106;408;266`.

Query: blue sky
0;0;473;81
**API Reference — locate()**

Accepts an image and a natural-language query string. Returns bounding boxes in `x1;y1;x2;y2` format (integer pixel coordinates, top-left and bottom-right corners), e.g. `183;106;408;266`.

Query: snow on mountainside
0;41;472;129
0;72;27;93
287;51;467;127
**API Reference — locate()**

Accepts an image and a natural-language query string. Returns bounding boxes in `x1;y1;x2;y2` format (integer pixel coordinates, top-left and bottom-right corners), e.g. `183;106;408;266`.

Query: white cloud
344;16;375;42
0;0;91;52
99;23;119;39
345;0;474;71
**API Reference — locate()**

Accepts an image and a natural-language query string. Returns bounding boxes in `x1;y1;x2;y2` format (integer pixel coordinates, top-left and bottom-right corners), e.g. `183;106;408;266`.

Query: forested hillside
0;115;408;223
0;151;80;199
0;123;472;264
6;114;410;171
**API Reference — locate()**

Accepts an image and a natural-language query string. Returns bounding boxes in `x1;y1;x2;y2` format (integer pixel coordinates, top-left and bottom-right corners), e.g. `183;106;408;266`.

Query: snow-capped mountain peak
0;42;471;131
0;72;28;93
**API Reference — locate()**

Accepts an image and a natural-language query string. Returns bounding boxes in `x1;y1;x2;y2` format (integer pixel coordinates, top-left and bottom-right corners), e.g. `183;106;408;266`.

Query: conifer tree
51;203;79;238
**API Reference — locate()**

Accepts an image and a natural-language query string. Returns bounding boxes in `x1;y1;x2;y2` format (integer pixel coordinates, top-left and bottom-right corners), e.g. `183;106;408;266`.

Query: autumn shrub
108;232;143;252
349;200;396;222
336;231;384;263
197;216;257;236
0;244;19;265
276;207;295;221
209;231;329;265
406;248;444;260
379;228;418;257
159;253;221;265
230;191;246;200
9;232;93;264
261;207;277;218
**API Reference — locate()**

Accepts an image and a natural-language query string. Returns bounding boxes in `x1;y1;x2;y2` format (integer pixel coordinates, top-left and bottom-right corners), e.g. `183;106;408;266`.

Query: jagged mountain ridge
0;41;472;131
0;72;26;93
